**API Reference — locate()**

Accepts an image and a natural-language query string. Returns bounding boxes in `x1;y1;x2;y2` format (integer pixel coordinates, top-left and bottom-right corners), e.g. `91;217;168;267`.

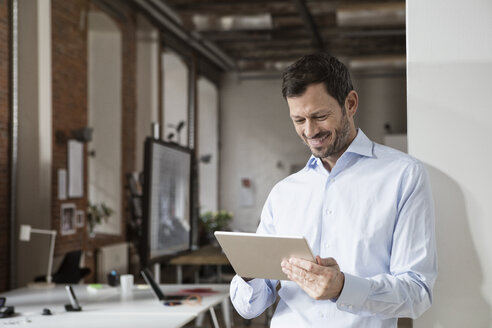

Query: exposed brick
51;0;136;282
0;0;138;288
51;0;90;260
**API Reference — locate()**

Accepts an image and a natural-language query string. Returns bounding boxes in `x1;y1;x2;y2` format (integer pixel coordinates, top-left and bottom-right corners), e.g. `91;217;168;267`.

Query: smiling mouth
306;133;330;148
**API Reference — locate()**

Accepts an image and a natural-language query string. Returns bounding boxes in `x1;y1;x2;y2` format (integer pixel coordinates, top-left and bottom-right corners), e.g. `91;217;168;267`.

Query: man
229;53;437;327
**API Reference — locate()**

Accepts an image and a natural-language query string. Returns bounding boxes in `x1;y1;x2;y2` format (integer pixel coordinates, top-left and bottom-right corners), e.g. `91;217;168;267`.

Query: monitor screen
142;138;192;263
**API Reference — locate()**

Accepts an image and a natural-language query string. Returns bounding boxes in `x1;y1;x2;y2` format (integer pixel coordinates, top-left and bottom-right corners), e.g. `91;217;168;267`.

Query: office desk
0;284;230;328
169;245;230;284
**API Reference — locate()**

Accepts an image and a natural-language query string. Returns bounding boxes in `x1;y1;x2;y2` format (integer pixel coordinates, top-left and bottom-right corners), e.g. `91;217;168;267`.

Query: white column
16;0;52;287
407;0;492;326
87;11;122;235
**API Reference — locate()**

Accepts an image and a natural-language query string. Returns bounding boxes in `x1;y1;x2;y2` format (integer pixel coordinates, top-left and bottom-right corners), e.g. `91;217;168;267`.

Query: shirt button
319;312;324;318
348;305;353;310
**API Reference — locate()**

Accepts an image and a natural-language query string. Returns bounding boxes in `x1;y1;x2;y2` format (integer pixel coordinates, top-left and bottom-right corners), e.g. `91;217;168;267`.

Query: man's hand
281;256;345;300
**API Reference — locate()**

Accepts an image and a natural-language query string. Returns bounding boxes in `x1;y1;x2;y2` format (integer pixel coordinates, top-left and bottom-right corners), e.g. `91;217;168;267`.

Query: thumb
316;256;339;267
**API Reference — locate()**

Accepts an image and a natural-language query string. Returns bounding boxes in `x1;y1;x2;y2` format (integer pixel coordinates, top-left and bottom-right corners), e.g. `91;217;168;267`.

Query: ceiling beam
199;28;309;42
232;48;318;61
237;59;295;72
133;0;236;70
184;13;273;32
348;55;406;70
292;0;324;51
168;2;297;15
220;39;312;51
337;2;405;27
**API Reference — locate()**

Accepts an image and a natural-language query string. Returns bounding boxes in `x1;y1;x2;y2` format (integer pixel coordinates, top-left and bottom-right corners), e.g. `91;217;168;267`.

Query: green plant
87;202;114;234
199;210;233;233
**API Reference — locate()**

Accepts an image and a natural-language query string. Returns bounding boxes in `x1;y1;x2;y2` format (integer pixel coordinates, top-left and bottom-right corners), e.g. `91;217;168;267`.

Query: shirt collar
305;129;374;170
345;129;374;158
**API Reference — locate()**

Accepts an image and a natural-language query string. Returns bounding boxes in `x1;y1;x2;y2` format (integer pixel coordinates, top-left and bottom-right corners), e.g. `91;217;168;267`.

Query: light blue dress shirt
230;129;437;328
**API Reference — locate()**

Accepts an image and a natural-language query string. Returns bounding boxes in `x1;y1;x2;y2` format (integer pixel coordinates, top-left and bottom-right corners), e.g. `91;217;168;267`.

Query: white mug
120;274;134;294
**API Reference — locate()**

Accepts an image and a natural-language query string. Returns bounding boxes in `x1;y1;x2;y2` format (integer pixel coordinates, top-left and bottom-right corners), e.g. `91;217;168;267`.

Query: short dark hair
281;53;353;108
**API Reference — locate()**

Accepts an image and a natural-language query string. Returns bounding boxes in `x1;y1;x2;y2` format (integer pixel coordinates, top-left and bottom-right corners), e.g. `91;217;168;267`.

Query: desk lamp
19;224;57;288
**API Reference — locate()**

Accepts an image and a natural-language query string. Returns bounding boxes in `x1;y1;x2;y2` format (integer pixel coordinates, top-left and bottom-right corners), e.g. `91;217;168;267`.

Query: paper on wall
68;140;84;198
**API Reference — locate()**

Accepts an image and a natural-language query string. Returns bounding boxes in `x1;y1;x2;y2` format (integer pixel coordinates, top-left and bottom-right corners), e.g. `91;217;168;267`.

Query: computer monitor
141;138;193;266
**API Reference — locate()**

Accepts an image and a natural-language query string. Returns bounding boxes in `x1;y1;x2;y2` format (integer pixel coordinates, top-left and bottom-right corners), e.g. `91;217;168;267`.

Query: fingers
283;257;338;271
281;258;322;284
281;260;315;289
287;258;318;272
316;256;338;267
281;257;344;300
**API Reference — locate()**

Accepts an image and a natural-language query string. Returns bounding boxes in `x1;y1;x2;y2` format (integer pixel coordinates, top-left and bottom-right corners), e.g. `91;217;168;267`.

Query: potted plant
199;210;232;245
87;202;113;237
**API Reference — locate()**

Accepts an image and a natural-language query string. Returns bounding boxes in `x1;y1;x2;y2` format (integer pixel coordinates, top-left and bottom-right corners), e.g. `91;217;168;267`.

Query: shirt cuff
231;275;252;299
336;272;371;312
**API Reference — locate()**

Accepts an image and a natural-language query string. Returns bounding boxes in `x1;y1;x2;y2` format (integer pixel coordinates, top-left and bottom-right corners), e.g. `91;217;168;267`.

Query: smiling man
288;82;355;171
229;53;437;327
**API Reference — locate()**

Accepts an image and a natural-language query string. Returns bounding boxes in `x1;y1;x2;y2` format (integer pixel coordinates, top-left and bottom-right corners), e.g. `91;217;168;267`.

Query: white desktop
0;283;231;328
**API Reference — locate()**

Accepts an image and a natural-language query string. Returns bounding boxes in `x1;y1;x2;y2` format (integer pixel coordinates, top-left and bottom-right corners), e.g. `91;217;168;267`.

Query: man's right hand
281;256;345;300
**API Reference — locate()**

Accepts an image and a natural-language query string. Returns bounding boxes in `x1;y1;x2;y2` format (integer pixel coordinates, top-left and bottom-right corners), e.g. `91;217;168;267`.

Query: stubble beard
307;113;352;159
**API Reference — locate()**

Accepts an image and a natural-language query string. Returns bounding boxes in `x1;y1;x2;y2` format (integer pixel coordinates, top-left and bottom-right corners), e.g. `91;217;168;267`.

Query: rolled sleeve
230;275;278;319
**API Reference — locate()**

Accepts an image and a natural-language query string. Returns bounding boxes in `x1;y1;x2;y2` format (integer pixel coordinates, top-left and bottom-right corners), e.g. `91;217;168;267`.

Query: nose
304;120;319;139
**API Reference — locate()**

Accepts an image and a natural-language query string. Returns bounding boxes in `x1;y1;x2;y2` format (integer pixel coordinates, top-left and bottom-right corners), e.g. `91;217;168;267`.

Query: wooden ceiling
135;0;406;72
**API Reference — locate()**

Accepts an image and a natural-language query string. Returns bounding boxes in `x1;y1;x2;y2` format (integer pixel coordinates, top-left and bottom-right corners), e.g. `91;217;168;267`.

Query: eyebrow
290;109;333;119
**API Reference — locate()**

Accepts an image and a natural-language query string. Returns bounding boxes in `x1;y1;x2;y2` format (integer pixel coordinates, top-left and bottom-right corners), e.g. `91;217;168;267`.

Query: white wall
162;52;189;146
16;0;52;287
88;12;122;235
219;72;407;232
219;74;311;232
197;77;219;213
407;1;492;326
353;73;407;143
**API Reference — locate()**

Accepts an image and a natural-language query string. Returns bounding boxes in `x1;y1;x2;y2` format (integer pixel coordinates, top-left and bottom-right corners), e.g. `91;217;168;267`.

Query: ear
344;90;358;118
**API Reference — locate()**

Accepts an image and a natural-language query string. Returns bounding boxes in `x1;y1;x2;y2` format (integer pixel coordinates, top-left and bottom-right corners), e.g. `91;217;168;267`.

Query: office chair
34;250;91;284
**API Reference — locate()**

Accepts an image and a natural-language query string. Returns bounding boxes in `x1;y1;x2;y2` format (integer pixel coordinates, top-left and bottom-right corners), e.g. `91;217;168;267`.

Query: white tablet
214;231;315;280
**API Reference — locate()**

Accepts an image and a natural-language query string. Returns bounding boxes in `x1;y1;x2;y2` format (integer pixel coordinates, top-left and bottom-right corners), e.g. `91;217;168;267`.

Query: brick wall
0;0;10;292
51;0;89;257
51;0;136;282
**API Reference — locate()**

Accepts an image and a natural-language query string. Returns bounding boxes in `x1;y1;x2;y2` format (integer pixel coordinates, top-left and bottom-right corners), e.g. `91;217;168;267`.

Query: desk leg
194;270;200;284
196;313;204;326
217;265;223;283
210;306;220;328
153;263;161;283
222;298;232;328
176;265;182;284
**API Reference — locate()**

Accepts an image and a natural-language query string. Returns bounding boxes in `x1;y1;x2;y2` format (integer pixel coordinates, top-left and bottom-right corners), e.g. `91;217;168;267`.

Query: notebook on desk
140;268;188;302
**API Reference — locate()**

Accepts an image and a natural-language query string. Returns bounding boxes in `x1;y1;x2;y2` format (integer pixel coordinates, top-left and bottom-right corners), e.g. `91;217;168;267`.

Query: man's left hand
281;256;345;300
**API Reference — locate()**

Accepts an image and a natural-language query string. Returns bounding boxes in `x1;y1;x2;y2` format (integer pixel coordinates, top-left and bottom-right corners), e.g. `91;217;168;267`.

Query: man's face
287;83;353;159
